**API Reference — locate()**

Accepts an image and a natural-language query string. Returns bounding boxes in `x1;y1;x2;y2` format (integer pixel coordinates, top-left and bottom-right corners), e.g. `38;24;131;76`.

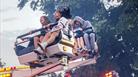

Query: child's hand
29;29;35;34
29;31;33;34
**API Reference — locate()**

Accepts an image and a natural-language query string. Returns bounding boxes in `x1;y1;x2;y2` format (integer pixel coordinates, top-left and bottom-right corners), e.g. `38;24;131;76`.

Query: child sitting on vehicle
73;16;86;52
33;16;51;48
82;20;99;58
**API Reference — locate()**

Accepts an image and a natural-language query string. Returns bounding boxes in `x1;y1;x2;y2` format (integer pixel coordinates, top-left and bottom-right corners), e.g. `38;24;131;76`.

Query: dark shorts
40;30;46;36
75;30;84;38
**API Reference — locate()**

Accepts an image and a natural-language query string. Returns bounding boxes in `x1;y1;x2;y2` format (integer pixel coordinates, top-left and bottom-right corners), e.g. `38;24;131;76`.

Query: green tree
93;0;138;77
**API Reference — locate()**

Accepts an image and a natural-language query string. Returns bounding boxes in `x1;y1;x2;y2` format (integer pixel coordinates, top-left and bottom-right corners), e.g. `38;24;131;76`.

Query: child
34;6;72;54
83;20;99;58
33;16;51;48
73;16;86;52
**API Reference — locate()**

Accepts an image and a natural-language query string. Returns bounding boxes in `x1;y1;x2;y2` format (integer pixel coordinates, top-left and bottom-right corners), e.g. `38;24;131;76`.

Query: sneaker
38;54;47;62
33;47;44;55
94;52;100;59
77;48;82;53
83;46;88;51
88;51;94;58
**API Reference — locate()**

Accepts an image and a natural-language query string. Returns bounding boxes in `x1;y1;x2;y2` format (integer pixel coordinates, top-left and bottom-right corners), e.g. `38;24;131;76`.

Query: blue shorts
74;30;84;38
40;30;46;36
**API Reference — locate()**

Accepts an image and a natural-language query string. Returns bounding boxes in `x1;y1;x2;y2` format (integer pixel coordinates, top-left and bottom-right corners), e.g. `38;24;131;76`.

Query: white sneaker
33;47;44;54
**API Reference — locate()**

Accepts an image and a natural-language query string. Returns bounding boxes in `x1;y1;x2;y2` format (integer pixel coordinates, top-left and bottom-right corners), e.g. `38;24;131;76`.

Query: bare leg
34;36;40;48
77;38;81;49
74;39;78;49
79;37;85;49
36;31;60;52
45;31;60;45
41;32;51;43
34;31;59;54
39;36;44;43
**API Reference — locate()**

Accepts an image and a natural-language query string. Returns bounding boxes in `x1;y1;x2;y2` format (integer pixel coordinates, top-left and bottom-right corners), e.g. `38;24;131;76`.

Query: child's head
53;9;62;21
73;16;85;27
54;6;71;21
40;16;50;26
74;20;81;26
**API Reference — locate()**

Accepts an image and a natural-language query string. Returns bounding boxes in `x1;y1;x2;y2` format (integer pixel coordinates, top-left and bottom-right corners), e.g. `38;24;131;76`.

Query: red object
65;72;71;77
11;66;16;70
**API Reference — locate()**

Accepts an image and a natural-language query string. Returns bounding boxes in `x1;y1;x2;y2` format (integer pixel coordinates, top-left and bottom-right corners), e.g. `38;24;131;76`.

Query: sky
0;0;44;32
0;0;44;67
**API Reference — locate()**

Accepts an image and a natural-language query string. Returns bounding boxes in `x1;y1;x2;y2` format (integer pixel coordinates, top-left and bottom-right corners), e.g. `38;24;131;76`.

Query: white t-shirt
50;17;68;32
